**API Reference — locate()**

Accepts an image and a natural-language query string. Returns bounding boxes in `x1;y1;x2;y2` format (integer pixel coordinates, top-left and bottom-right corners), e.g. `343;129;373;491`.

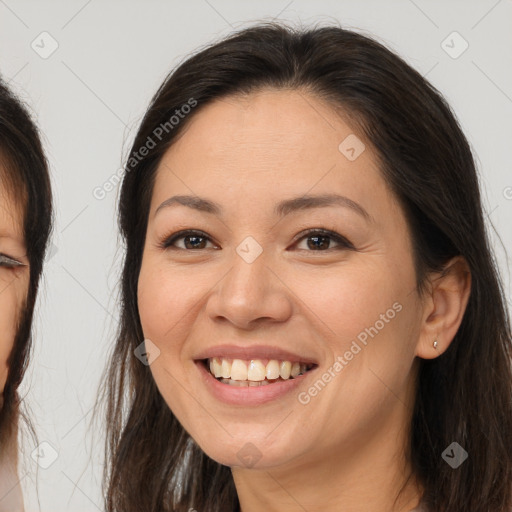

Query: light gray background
0;1;511;510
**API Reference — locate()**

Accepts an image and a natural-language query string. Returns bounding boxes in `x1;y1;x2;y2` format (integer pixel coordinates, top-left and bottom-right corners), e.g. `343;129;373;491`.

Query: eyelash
159;228;354;252
0;253;24;268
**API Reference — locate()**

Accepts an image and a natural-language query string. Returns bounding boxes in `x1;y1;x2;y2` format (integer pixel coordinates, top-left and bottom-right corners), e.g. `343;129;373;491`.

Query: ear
415;255;472;359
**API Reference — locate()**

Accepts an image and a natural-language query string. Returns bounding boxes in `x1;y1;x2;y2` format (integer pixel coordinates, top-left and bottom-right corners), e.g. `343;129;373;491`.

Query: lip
194;358;318;406
193;344;319;365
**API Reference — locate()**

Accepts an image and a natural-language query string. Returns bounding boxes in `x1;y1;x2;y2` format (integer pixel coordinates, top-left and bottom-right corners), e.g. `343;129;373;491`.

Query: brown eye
159;228;353;253
294;229;353;251
161;230;217;250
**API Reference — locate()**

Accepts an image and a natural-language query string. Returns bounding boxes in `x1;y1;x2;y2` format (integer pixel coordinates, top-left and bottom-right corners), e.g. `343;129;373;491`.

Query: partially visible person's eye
159;228;354;252
0;253;25;268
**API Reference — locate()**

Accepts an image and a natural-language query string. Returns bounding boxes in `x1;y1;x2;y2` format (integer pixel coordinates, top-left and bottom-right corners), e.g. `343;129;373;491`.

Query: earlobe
415;255;472;360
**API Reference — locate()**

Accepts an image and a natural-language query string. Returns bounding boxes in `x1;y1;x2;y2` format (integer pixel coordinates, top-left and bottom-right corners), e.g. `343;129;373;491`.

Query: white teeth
266;360;280;380
210;357;223;378
279;361;292;379
221;359;231;379
206;357;313;383
247;360;266;381
230;359;248;380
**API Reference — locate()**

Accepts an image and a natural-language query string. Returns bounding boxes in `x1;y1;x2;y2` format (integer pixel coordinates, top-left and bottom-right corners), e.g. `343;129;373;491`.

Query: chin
191;433;301;470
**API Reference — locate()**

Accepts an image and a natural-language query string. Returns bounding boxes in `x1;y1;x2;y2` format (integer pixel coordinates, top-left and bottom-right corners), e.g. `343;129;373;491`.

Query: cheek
137;259;198;350
138;263;169;340
0;286;20;391
296;268;417;431
297;262;415;383
137;259;203;429
293;264;395;343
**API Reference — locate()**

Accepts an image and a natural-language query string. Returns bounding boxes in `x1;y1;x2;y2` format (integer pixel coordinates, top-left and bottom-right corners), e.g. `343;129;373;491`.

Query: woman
101;22;512;511
0;77;53;510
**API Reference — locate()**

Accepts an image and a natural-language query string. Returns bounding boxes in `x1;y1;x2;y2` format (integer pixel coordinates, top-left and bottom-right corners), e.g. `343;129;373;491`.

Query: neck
0;407;24;512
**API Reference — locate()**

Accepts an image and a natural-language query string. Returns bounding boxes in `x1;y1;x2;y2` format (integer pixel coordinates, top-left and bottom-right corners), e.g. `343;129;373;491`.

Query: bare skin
0;178;29;398
137;89;471;512
0;175;28;511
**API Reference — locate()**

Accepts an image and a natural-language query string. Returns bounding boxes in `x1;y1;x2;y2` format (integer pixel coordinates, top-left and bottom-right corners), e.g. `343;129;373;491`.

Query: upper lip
194;344;319;364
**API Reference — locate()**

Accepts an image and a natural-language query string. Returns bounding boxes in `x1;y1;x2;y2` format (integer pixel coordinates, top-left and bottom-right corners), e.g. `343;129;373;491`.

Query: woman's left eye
0;253;25;268
160;229;353;252
294;229;354;251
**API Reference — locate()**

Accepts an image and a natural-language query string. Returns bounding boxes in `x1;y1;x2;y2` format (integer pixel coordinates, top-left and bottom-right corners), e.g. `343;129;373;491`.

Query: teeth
210;357;223;378
231;359;248;380
221;359;231;378
247;360;266;381
220;378;272;387
279;361;292;379
206;357;313;383
266;360;280;379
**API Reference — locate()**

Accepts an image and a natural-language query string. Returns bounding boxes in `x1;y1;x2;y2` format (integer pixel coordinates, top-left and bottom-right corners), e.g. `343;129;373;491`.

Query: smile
204;357;316;387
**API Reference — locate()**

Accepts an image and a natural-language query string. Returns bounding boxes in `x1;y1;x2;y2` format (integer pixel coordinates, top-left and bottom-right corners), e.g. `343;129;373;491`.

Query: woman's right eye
0;253;25;267
160;230;217;251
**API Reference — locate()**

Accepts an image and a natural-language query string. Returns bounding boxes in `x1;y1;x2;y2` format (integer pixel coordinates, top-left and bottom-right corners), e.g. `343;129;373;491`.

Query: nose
205;245;293;330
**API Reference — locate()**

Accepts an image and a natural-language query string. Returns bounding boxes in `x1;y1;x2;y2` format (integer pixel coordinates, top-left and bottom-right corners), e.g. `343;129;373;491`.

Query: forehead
0;169;24;241
164;89;362;168
151;89;396;217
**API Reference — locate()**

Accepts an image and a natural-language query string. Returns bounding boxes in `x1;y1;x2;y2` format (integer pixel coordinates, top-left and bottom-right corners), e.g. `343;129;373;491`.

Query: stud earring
433;338;438;349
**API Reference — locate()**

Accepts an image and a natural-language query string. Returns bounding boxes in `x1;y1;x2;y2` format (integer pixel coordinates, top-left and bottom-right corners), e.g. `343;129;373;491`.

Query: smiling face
137;89;426;471
0;173;29;400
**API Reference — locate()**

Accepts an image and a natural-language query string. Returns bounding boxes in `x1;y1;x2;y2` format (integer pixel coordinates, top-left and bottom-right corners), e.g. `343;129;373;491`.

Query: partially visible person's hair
99;21;512;512
0;76;53;453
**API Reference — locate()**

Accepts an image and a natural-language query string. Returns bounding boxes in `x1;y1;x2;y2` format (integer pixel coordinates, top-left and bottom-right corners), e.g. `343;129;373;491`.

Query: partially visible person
0;76;53;511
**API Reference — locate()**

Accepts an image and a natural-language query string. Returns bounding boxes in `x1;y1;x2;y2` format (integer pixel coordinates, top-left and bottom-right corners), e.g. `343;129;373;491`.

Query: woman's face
137;89;428;470
0;177;28;398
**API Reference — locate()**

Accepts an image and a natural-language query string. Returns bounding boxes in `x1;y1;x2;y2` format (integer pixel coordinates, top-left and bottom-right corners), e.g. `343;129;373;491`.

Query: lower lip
195;360;317;406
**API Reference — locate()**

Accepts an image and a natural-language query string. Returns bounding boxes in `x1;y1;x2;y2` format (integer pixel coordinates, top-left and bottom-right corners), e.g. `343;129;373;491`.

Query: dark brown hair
0;76;53;452
101;21;512;511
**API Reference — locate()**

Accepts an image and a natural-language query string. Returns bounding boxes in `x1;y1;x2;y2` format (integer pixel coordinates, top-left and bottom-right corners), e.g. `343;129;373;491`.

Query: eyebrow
154;193;373;223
